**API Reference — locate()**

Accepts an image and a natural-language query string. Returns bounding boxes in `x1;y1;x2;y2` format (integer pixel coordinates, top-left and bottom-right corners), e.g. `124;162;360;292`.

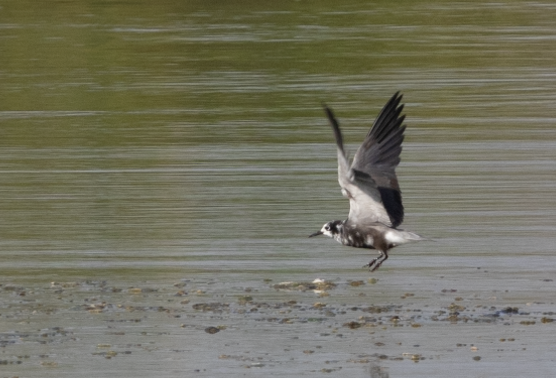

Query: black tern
310;92;425;271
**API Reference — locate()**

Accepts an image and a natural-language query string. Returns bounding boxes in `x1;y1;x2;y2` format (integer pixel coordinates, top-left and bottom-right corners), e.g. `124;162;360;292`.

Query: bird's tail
399;230;431;242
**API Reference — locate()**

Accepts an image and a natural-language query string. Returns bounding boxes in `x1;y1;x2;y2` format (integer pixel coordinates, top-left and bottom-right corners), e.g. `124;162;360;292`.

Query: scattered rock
344;321;362;329
205;327;220;334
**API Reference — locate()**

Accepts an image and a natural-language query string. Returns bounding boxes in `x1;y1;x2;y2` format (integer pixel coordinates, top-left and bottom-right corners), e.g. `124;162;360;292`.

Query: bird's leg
364;251;388;272
370;251;388;272
363;251;382;270
363;260;376;270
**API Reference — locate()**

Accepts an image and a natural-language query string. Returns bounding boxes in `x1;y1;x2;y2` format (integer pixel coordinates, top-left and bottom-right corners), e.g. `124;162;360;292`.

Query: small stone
344;321;362;329
205;327;220;334
40;361;58;367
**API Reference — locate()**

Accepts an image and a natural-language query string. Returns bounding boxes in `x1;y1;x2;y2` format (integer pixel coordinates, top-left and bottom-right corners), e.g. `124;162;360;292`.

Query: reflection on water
1;1;556;376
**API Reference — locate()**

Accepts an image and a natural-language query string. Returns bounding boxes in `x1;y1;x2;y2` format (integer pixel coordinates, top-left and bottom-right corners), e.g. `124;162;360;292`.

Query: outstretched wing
323;105;393;228
351;92;406;227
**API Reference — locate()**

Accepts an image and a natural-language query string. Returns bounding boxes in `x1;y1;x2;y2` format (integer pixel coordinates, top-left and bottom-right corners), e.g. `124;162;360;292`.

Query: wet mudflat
2;266;556;377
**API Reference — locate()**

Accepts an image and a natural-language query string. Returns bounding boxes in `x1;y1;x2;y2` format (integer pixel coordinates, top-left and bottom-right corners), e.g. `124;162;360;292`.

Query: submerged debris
273;279;337;292
192;303;230;313
500;307;519;314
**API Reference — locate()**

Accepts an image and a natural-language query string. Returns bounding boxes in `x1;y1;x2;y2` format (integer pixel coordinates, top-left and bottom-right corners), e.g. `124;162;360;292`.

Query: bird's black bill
309;230;323;238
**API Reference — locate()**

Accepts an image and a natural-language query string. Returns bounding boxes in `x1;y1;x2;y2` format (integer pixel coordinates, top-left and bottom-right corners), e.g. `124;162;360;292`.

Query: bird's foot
363;252;388;272
363;259;379;271
369;260;383;272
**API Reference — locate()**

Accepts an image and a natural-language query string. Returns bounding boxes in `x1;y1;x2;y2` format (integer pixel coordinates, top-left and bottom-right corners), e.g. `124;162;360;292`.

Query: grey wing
351;92;406;227
323;106;393;227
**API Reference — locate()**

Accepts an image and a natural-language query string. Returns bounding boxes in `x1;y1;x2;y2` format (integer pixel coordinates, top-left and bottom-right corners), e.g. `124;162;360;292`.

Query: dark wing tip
369;92;406;143
322;104;345;154
390;91;403;105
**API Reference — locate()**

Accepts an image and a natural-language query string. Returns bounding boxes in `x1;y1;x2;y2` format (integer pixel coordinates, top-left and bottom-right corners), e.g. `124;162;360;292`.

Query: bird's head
309;220;343;238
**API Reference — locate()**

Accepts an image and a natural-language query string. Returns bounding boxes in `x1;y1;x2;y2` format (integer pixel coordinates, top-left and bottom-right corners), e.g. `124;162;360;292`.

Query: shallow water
1;1;556;377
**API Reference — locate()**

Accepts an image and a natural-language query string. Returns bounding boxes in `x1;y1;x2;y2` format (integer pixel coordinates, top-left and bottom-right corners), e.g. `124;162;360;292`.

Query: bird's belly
338;232;375;249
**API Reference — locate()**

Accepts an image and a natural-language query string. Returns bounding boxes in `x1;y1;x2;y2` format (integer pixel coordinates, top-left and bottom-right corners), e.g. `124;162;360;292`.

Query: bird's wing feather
351;92;406;227
323;105;393;227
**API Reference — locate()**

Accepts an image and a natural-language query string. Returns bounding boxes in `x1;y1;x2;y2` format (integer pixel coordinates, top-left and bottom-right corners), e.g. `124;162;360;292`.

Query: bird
309;92;425;271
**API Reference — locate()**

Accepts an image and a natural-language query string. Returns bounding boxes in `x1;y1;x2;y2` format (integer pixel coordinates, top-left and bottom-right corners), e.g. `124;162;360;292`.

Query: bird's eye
325;225;331;231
